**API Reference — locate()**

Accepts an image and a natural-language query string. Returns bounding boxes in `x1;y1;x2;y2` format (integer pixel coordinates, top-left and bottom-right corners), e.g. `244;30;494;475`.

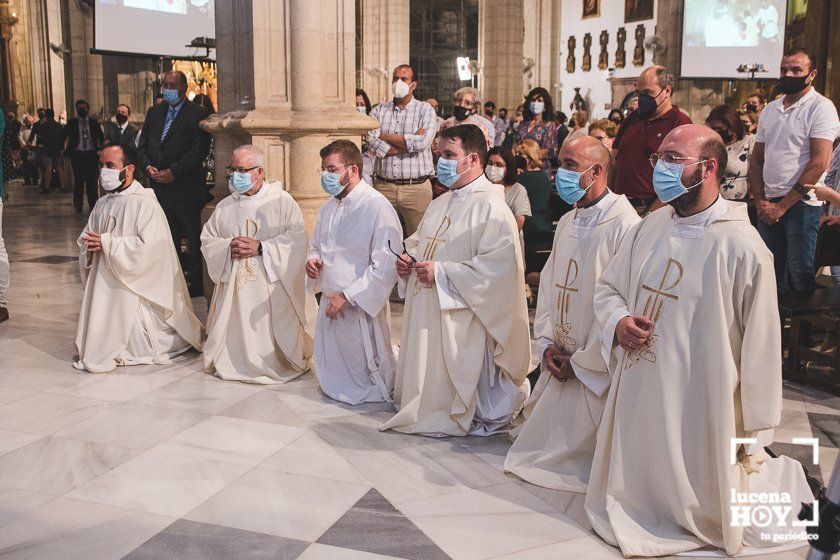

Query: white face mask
392;79;411;99
99;167;125;192
485;165;505;184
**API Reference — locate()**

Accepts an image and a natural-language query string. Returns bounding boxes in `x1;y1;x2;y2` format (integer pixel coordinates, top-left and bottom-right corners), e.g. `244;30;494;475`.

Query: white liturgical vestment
75;181;203;373
505;191;639;492
380;175;532;437
586;197;813;557
308;181;402;404
201;181;314;384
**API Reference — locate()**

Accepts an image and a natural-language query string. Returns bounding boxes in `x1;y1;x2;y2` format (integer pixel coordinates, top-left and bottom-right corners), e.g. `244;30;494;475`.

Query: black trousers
70;151;99;211
159;197;204;296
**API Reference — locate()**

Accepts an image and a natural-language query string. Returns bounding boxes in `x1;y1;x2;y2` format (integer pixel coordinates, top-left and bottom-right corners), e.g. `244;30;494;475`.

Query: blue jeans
757;199;822;294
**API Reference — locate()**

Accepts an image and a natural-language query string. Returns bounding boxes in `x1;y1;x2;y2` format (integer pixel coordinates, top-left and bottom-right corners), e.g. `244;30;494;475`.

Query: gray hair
232;144;265;167
453;87;482;111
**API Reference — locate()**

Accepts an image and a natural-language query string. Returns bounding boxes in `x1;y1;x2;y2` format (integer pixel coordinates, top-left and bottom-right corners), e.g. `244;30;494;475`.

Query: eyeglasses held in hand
387;240;416;267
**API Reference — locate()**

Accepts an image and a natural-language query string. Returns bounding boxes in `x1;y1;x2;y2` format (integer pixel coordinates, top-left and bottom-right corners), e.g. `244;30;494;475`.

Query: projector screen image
95;0;214;58
680;0;786;79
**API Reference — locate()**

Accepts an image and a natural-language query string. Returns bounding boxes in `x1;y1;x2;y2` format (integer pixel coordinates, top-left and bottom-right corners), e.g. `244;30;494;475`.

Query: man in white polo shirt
748;47;840;294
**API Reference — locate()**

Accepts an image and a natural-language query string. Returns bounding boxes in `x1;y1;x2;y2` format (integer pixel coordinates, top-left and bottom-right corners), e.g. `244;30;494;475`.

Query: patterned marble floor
0;180;836;560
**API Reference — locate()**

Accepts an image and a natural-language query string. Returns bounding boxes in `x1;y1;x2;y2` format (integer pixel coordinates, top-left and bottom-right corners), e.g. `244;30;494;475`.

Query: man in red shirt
611;66;693;213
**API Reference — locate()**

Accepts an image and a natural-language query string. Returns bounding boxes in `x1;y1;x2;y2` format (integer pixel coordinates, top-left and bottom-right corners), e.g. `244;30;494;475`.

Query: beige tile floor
0;181;831;559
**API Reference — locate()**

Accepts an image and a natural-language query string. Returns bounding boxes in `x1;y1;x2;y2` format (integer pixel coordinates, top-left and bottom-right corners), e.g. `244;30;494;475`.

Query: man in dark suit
63;99;104;212
104;104;139;148
138;70;211;297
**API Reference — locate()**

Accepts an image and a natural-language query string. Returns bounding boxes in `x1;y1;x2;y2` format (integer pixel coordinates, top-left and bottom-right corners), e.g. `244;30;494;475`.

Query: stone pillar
478;0;524;113
0;1;18;112
204;0;377;232
523;0;560;103
359;0;409;105
66;0;103;114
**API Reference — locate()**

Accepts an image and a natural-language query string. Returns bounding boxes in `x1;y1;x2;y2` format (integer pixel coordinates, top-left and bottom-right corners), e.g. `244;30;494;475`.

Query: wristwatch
257;242;263;256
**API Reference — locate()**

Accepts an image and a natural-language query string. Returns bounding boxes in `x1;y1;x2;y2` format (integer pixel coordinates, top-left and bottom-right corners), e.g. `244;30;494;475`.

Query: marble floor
0;180;837;560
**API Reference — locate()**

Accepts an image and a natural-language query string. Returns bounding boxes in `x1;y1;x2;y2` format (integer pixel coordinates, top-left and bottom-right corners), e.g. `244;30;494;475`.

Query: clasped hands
395;256;435;286
146;166;174;184
543;345;574;382
756;199;786;225
305;258;349;320
82;231;102;253
230;237;260;259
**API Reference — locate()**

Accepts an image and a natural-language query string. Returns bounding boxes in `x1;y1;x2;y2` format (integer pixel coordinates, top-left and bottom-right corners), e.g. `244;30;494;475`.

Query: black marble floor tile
317;489;450;560
770;441;824;484
808;412;840;449
122;519;310;560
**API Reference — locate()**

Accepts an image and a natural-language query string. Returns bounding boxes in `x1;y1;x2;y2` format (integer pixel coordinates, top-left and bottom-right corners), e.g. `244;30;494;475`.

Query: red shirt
612;106;693;199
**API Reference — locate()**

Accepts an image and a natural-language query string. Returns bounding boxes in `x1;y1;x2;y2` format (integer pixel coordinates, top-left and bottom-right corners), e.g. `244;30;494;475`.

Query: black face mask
77;108;88;118
115;114;128;125
453;106;473;121
485;109;494;117
745;103;758;113
779;75;811;95
610;117;622;125
717;129;733;143
637;88;666;119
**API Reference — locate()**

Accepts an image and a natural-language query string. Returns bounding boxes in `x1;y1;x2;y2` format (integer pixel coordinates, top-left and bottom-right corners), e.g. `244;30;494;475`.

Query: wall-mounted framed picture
625;0;654;23
583;0;601;19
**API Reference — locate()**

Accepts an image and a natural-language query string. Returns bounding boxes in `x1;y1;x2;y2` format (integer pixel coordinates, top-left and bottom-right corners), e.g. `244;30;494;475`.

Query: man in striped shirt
367;64;438;236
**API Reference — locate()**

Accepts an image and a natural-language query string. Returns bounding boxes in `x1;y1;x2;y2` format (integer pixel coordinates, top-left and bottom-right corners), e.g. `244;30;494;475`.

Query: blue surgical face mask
162;88;181;107
529;101;545;115
436;155;470;188
229;171;254;194
321;167;351;197
555;164;595;205
652;159;705;203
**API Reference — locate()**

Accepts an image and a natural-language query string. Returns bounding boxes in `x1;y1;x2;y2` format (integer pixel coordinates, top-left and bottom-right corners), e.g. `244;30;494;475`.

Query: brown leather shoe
0;307;8;323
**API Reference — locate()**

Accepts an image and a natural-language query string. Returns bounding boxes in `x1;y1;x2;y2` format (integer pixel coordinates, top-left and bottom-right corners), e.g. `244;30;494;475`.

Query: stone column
0;0;18;112
66;1;103;114
204;0;377;232
523;0;560;103
478;0;524;113
359;0;409;105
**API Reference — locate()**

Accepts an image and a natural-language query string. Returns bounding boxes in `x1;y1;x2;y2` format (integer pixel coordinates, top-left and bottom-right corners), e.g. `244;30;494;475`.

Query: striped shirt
366;97;437;181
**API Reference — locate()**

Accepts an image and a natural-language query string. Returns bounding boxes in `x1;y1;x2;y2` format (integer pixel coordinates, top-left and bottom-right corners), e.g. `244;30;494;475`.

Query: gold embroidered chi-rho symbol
553;258;579;350
625;257;684;369
235;219;259;290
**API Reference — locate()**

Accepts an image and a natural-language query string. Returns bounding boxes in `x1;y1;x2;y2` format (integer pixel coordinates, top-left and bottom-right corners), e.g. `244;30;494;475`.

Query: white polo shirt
755;88;840;205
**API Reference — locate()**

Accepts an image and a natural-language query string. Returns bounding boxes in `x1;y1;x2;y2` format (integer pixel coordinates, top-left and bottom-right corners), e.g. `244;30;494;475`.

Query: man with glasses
610;66;692;214
587;124;813;556
306;140;402;405
201;144;312;385
138;70;211;297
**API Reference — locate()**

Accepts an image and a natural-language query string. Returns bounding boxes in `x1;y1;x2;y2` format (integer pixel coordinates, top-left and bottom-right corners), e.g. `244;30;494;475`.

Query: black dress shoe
0;307;8;323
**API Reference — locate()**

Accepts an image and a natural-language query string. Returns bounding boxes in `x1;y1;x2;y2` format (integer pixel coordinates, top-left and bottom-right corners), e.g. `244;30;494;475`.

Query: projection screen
680;0;787;79
94;0;215;59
